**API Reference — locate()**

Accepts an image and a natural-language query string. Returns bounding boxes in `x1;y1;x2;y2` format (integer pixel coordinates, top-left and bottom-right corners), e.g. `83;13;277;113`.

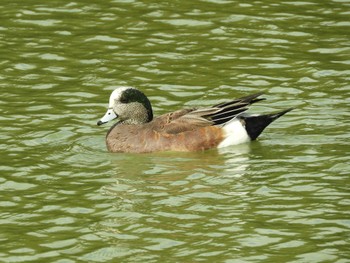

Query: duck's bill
97;108;118;126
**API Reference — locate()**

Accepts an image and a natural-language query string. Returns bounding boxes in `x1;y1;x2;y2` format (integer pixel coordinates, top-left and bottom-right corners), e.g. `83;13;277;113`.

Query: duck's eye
120;97;128;103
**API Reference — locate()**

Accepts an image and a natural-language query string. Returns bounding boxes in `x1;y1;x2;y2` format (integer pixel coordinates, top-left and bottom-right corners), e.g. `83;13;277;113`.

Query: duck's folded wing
151;108;215;134
163;101;250;132
153;92;265;134
154;106;247;134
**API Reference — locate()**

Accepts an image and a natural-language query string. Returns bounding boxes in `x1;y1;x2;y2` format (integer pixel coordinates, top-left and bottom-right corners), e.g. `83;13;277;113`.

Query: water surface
1;0;349;262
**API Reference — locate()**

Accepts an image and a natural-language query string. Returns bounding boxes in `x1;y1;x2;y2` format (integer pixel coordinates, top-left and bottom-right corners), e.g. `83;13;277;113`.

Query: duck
97;86;293;153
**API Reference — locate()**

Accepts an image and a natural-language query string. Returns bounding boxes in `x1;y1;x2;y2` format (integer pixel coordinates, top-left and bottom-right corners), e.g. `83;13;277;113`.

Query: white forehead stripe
108;86;135;106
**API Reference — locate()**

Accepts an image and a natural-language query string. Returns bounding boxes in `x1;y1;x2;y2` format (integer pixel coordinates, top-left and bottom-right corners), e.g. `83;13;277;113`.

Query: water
1;0;349;262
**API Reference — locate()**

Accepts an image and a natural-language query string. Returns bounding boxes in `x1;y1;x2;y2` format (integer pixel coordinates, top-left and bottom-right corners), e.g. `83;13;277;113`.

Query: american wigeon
97;86;292;153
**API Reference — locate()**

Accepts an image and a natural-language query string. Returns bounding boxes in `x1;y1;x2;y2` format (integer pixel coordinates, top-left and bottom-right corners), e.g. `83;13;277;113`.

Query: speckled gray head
97;87;153;126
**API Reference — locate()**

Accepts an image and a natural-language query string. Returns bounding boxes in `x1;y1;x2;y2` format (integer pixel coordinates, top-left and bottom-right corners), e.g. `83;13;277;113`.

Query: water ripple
0;0;349;262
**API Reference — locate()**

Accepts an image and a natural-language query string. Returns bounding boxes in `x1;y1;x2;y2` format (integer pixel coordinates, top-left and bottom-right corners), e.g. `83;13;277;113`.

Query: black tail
242;108;293;140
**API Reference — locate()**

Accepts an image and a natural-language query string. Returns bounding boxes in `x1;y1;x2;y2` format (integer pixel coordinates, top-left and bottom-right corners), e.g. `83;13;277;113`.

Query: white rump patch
218;118;251;148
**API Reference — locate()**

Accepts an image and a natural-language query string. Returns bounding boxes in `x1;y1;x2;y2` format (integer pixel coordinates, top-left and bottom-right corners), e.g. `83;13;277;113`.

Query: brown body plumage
106;109;225;153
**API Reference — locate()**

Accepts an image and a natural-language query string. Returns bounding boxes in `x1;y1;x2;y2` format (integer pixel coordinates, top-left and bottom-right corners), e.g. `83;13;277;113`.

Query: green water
1;0;349;262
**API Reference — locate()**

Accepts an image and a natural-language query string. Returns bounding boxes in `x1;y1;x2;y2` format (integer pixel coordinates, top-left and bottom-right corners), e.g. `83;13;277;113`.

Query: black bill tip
97;120;105;126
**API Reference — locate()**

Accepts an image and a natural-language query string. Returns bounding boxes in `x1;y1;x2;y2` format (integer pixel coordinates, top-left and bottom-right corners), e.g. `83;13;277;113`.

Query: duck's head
97;87;153;126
